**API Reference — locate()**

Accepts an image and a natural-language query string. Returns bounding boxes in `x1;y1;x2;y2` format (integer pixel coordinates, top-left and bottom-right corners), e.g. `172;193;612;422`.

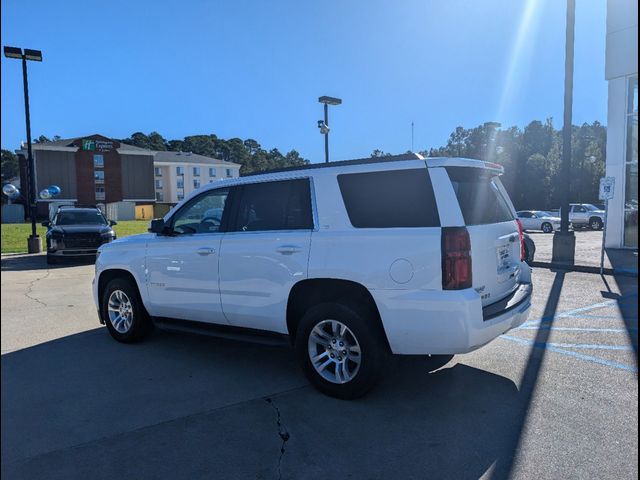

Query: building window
154;167;162;176
209;167;217;177
177;193;184;201
155;179;163;189
95;187;105;201
193;179;201;189
176;166;184;176
156;191;164;201
624;76;638;248
193;167;201;177
94;155;104;168
177;178;184;189
226;168;232;178
94;170;105;184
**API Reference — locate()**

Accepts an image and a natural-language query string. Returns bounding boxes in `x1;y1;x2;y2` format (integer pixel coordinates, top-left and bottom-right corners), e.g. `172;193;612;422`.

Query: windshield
55;211;107;226
583;204;600;211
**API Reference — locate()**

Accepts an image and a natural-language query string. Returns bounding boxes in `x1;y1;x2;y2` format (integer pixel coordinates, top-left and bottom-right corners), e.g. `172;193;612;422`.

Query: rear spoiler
425;157;505;175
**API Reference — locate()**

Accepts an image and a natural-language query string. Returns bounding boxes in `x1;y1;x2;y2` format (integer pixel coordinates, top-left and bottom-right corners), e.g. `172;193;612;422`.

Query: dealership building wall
604;0;638;248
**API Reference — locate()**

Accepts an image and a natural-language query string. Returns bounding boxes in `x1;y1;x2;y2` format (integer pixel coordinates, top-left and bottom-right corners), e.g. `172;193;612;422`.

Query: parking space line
518;326;637;333
501;335;638;373
543;342;633;351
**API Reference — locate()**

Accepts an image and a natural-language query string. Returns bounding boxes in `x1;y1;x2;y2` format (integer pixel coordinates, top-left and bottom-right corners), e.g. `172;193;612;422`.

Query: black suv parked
43;206;117;264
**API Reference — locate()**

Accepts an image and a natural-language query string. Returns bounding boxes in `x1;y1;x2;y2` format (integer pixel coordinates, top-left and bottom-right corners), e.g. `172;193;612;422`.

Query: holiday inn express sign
81;138;116;152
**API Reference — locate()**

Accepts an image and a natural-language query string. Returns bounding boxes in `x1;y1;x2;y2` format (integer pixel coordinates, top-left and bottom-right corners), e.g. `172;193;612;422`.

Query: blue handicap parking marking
501;297;638;373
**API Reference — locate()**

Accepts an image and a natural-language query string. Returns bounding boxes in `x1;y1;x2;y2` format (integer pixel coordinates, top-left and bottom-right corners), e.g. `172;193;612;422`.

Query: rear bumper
371;283;532;355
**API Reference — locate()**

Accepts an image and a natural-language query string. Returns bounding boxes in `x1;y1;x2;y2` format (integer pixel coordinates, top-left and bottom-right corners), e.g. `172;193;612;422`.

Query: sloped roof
154;150;240;167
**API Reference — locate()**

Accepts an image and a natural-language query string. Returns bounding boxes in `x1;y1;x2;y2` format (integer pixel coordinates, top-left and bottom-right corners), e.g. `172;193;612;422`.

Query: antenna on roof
411;121;414;152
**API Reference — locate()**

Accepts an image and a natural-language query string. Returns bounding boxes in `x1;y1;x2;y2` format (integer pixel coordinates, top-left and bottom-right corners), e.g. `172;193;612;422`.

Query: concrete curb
530;261;638;278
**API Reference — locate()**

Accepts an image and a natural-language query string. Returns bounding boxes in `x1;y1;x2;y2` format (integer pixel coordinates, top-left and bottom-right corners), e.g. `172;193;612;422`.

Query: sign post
598;177;615;275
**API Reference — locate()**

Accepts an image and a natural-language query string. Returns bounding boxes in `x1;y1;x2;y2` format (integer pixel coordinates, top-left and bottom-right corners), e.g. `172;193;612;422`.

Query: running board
152;317;291;347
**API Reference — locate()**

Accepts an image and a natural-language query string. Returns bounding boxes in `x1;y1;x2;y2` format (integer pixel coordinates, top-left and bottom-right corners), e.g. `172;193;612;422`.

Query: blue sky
1;0;607;162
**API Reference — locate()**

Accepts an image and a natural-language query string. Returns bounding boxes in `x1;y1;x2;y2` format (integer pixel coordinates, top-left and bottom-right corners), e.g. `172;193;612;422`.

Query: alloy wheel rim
107;290;134;334
308;319;362;384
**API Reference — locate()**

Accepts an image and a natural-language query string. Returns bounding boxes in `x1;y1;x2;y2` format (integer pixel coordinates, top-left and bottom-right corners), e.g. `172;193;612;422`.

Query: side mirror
148;218;170;235
41;221;50;227
109;220;117;226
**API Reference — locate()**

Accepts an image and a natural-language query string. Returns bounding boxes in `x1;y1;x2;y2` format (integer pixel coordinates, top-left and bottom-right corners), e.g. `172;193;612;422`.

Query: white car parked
93;156;532;398
516;210;562;233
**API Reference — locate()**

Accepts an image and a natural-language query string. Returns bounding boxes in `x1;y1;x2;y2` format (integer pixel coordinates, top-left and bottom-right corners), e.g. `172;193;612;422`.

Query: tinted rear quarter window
233;178;313;231
446;167;514;225
338;168;440;228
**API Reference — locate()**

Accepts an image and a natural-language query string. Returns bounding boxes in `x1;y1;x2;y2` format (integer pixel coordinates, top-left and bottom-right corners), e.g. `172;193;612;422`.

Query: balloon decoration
2;183;62;200
39;189;52;199
2;183;17;197
39;184;62;200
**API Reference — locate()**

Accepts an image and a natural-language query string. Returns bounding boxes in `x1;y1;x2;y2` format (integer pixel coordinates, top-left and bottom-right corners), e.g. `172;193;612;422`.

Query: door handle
276;245;302;255
196;247;216;256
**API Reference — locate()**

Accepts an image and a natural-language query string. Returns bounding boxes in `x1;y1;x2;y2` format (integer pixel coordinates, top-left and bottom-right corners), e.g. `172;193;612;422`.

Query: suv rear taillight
515;219;525;261
442;227;472;290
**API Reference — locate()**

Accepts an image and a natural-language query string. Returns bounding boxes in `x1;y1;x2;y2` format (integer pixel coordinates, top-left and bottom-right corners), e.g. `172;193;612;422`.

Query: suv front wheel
101;277;153;343
295;302;386;399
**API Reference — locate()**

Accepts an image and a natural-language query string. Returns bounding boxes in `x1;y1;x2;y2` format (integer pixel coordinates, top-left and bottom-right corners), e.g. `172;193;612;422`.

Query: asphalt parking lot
1;254;638;480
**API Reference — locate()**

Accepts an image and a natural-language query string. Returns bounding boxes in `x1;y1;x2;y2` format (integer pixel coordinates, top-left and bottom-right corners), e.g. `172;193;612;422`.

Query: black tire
541;222;553;234
589;217;603;230
101;277;153;343
46;255;59;265
295;302;386;399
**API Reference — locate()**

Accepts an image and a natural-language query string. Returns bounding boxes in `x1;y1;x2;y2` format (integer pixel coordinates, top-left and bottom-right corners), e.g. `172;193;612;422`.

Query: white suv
93;155;532;398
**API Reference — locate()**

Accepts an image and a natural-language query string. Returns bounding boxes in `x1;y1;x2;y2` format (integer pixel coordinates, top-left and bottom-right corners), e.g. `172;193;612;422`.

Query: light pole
318;96;342;163
552;0;576;263
4;46;43;253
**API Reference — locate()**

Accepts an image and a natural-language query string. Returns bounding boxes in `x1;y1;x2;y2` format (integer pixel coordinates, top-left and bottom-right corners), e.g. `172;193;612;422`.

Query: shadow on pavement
612;275;639;363
0;254;94;272
492;270;565;480
2;326;521;479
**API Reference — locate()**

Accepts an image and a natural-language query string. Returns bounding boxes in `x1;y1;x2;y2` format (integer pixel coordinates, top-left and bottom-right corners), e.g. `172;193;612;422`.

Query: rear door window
446;167;514;225
232;178;313;232
337;168;440;228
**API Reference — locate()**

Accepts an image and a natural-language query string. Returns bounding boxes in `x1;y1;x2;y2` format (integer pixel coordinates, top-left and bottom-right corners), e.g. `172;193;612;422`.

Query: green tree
1;149;19;180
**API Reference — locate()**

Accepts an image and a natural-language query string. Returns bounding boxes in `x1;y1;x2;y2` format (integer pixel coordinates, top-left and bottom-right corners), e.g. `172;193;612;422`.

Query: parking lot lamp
318;96;342;163
552;0;576;262
4;46;43;253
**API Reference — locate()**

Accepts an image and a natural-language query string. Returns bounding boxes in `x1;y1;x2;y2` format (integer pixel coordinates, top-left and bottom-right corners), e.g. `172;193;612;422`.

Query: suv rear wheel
541;222;553;233
102;277;153;343
295;302;385;399
589;217;603;230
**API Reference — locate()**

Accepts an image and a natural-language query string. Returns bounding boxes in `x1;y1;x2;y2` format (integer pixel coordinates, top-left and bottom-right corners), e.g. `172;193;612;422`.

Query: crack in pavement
265;397;291;480
3;385;307;470
23;270;51;307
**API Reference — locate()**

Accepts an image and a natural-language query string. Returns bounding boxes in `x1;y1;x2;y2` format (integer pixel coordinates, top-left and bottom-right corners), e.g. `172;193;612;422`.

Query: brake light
442;227;472;290
516;219;525;261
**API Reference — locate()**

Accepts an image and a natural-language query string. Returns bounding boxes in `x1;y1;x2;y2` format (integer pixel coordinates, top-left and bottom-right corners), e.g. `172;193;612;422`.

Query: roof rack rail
243;152;425;177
